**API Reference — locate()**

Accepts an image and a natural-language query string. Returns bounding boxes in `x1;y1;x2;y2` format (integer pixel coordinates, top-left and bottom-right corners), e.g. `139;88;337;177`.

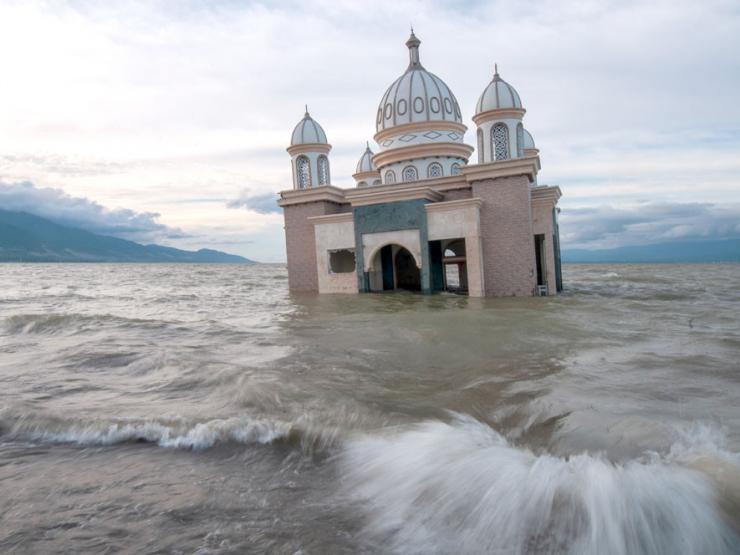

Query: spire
406;30;422;69
493;63;500;80
304;104;309;117
366;140;371;151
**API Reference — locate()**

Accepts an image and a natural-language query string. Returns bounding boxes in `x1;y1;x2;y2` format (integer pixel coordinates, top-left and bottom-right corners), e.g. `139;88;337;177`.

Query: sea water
0;263;738;553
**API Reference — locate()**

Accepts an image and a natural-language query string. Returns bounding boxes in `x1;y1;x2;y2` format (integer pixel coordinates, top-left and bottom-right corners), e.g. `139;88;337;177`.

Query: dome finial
405;29;422;69
494;63;499;78
304;104;309;117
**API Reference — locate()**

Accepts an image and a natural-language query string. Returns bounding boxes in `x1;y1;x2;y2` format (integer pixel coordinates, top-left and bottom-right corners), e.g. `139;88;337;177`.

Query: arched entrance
367;244;421;292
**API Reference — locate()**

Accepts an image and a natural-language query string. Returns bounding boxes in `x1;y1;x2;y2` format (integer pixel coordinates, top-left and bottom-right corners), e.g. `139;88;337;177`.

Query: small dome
355;143;378;173
290;108;328;145
475;66;522;114
376;32;463;133
523;128;535;149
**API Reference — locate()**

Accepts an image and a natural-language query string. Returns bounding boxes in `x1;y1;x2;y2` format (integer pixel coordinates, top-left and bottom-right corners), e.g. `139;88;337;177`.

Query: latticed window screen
402;166;418;182
296;156;311;188
516;123;524;158
451;163;461;175
384;170;396;184
477;128;484;163
492;123;510;161
427;163;443;178
317;156;330;185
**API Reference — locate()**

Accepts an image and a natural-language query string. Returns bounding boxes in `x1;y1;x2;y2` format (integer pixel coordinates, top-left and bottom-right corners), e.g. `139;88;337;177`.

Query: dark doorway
394;247;421;291
534;234;546;289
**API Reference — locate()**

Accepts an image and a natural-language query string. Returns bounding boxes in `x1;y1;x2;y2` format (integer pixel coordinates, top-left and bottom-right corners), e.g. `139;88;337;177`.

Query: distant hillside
562;238;740;263
0;209;254;263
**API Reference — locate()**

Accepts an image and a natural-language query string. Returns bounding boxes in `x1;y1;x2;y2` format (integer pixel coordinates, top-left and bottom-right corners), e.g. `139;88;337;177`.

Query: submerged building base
279;158;562;298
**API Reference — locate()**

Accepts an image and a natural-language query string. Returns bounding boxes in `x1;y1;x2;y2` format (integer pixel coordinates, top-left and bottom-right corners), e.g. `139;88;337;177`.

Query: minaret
353;142;381;187
473;64;526;163
287;107;331;189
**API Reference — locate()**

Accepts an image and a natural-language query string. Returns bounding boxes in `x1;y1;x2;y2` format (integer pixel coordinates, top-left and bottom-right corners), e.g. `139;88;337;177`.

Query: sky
0;0;739;262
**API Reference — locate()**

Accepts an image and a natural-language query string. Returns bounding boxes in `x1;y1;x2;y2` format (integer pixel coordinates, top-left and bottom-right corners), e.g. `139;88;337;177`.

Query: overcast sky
1;0;738;261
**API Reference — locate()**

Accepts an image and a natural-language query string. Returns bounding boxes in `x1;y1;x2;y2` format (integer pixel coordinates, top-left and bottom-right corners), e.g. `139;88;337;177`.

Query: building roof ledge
277;185;347;207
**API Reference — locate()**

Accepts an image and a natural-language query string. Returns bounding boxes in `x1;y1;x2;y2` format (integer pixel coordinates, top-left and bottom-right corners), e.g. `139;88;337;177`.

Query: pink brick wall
283;201;343;292
472;176;537;297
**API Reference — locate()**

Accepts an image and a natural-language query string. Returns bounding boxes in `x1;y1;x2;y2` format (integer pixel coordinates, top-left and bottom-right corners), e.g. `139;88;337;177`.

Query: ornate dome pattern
475;67;522;114
290;108;328;146
376;32;463;133
355;143;378;173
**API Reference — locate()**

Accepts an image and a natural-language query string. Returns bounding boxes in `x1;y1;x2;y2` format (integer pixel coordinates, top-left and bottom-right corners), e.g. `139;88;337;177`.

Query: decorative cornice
531;185;562;203
472;108;526;126
373;142;474;168
462;155;540;183
348;186;444;207
286;143;332;156
374;120;468;143
425;197;483;212
308;212;355;225
524;147;539;157
352;170;381;182
277;185;347;207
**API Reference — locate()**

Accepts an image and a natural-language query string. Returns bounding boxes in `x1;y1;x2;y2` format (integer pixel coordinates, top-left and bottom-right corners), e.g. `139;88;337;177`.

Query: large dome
376;32;463;133
475;66;522;114
290;108;328;146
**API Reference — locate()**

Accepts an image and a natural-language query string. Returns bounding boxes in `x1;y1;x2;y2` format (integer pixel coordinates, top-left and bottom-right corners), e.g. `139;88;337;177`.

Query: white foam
342;414;739;555
3;414;291;450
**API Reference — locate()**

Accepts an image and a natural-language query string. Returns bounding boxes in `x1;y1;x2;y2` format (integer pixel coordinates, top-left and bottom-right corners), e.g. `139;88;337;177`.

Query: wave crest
342;414;739;555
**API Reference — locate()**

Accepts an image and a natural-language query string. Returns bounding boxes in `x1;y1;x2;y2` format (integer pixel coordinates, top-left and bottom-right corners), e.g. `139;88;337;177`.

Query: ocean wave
341;414;740;555
2;313;166;335
0;411;291;450
0;409;348;453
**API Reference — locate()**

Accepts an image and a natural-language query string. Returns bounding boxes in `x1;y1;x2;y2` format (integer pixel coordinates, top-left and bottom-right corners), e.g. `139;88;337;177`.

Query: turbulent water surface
1;263;739;554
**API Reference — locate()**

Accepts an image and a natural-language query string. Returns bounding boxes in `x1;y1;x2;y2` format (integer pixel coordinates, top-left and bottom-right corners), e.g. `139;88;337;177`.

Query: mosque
278;31;563;297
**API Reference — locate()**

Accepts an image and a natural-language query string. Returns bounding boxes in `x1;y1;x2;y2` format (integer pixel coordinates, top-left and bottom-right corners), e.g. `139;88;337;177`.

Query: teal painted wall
353;199;432;293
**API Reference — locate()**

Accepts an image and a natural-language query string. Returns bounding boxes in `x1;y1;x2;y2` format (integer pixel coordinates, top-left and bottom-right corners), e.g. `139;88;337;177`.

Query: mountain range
562;238;740;263
0;209;254;263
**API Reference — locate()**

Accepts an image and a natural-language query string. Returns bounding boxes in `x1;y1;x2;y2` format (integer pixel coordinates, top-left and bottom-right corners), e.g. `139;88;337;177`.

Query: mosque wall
472;175;538;296
313;216;357;294
283;201;343;292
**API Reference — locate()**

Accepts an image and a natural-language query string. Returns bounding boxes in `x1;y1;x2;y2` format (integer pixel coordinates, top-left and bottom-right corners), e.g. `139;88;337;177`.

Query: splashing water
0;263;739;553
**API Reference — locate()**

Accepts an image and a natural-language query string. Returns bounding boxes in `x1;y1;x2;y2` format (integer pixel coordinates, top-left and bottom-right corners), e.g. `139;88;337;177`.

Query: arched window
516;123;524;158
317;155;330;185
384;170;396;184
372;179;381;186
450;163;462;176
477;128;484;163
402;165;418;182
357;181;367;188
491;123;510;161
296;156;311;188
427;162;443;178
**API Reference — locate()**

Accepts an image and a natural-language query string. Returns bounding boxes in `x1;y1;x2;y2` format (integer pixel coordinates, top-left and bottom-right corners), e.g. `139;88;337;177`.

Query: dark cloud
226;189;281;214
0;180;188;242
560;201;740;249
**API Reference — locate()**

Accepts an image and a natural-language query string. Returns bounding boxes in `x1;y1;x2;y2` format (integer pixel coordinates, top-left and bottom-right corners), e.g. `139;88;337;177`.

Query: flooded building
278;32;563;297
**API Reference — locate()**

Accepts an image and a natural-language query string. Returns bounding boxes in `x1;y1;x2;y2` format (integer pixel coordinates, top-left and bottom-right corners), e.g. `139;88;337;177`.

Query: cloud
0;180;188;242
227;189;282;214
0;1;738;262
560;201;740;249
